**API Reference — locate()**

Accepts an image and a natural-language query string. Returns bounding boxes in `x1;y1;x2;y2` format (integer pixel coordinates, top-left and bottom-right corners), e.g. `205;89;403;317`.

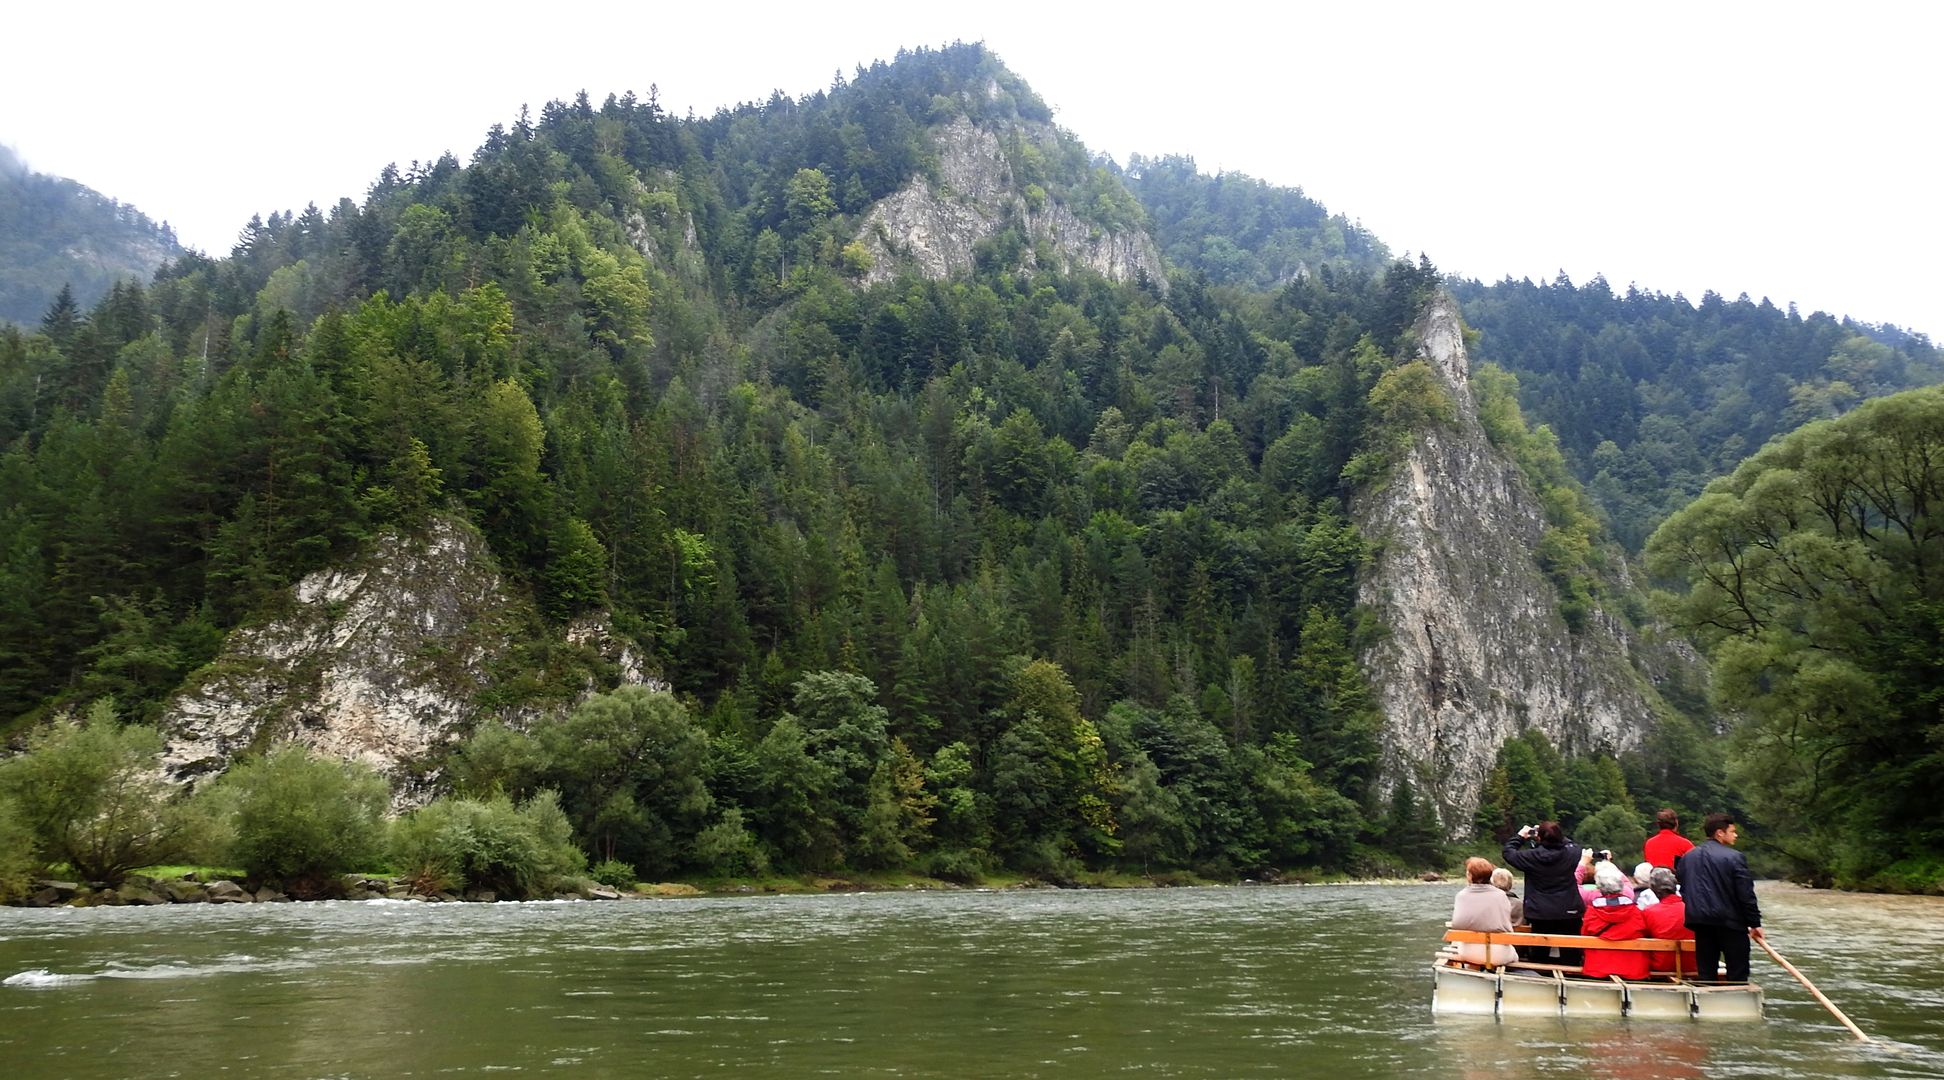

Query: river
2;882;1940;1077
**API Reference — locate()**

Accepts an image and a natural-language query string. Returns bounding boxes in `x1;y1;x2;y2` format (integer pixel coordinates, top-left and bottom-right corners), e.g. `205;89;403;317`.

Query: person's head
1703;812;1738;845
1633;861;1655;888
1490;867;1513;893
1536;820;1564;846
1649;868;1679;899
1593;861;1627;896
1656;808;1681;832
1465;857;1495;884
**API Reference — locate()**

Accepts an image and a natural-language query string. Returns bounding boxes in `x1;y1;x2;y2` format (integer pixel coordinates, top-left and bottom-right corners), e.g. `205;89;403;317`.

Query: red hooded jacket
1580;895;1649;980
1641;893;1697;975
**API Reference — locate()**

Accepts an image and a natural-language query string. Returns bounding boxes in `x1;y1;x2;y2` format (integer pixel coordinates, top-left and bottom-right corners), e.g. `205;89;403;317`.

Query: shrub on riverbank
389;791;585;899
589;858;638;890
1849;855;1944;896
0;797;34;901
209;747;388;896
0;702;187;884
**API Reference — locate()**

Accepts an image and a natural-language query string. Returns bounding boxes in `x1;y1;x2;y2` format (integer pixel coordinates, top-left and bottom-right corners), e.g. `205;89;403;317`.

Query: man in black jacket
1503;821;1585;965
1678;812;1765;982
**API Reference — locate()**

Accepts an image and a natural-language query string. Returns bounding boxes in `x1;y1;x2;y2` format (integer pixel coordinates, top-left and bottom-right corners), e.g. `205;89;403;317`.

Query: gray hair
1490;867;1513;891
1649;867;1679;899
1593;861;1627;895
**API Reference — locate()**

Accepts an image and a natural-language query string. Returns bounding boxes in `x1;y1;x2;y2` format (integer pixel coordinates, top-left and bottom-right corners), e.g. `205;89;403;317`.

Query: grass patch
132;864;247;881
635;882;704;898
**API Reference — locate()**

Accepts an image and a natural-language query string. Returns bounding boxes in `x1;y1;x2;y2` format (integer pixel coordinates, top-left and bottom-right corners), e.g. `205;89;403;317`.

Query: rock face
856;118;1164;288
1352;294;1660;833
160;516;658;799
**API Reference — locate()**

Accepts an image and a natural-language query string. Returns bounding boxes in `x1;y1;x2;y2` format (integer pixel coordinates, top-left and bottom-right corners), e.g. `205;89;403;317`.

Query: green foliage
537;686;713;877
1847;854;1944;896
388;790;585;898
588;858;637;889
0;701;185;884
692;806;770;876
213;745;388;889
1382;773;1445;868
540;517;610;620
0;795;37;900
1647;386;1944;884
1124;154;1390;287
1455;274;1941;552
1573;803;1647;859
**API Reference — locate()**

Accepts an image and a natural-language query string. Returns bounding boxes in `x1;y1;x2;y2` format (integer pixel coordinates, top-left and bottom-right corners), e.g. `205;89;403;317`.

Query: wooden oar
1758;936;1871;1043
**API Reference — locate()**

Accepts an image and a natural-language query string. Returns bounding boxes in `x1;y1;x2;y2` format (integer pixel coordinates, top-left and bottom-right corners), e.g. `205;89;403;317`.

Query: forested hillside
1123;155;1390;288
1453;276;1942;549
1;45;1508;884
4;43;1861;893
0;146;182;327
1132;164;1942;552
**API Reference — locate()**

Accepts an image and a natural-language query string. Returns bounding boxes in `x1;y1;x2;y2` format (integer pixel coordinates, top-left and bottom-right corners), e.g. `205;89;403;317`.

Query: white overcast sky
5;2;1938;337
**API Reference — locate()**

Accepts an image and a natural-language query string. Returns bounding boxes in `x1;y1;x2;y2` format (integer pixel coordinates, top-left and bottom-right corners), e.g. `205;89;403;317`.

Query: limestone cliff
1352;294;1662;832
160;516;658;800
855;118;1164;288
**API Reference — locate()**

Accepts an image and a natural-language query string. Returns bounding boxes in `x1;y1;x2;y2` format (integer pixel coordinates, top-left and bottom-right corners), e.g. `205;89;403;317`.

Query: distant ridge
0;145;182;325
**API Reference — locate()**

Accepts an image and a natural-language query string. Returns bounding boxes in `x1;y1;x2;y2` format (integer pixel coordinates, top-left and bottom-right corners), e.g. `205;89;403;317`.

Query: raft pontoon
1433;929;1764;1020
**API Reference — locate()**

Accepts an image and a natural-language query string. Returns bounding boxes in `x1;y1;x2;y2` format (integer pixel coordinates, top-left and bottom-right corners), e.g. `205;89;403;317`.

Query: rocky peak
1415;293;1476;420
1352;296;1659;833
855;117;1165;288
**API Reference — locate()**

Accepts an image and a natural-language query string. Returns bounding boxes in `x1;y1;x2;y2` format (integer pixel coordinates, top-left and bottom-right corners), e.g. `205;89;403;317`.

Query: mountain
1140;168;1944;554
2;43;1923;888
0;145;182;326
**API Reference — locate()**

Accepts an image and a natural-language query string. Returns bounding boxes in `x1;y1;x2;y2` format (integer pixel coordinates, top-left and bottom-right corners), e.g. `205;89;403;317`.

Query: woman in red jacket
1640;867;1696;975
1581;861;1649;980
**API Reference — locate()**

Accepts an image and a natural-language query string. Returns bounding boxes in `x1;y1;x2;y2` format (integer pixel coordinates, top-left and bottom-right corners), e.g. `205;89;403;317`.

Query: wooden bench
1443;929;1698;981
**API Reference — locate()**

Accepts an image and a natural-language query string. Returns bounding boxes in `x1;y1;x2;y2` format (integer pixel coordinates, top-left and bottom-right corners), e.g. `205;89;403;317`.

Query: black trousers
1693;924;1752;982
1524;916;1583;966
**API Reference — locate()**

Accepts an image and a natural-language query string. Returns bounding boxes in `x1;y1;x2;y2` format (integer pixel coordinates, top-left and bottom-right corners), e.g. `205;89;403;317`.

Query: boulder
33;880;80;899
587;886;622;901
116;882;166;905
462;889;497;903
253;887;289;903
206;879;247;900
162;879;207;903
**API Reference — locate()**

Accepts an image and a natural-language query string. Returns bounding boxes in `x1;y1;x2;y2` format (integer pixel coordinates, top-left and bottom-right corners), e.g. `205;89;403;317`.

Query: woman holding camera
1502;821;1585;965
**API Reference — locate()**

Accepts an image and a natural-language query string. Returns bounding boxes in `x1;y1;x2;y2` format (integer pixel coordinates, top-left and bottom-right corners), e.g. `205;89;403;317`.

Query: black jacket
1678;840;1761;929
1502;837;1584;921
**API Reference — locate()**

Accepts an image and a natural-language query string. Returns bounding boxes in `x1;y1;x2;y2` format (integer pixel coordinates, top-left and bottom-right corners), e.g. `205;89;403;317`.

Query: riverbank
11;865;1441;908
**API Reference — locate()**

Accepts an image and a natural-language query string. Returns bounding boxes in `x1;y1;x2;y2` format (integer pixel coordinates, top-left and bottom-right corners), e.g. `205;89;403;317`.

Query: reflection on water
0;883;1939;1078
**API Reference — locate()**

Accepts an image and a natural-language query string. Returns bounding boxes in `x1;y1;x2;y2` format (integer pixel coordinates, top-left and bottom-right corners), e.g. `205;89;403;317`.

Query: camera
1595;848;1613;863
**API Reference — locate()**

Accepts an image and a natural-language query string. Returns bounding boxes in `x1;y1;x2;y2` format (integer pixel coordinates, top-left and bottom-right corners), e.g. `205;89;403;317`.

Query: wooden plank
1444;929;1695;954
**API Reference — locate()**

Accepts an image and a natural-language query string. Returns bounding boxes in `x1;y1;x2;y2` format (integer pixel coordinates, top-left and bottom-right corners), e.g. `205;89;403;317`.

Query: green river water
2;881;1940;1078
